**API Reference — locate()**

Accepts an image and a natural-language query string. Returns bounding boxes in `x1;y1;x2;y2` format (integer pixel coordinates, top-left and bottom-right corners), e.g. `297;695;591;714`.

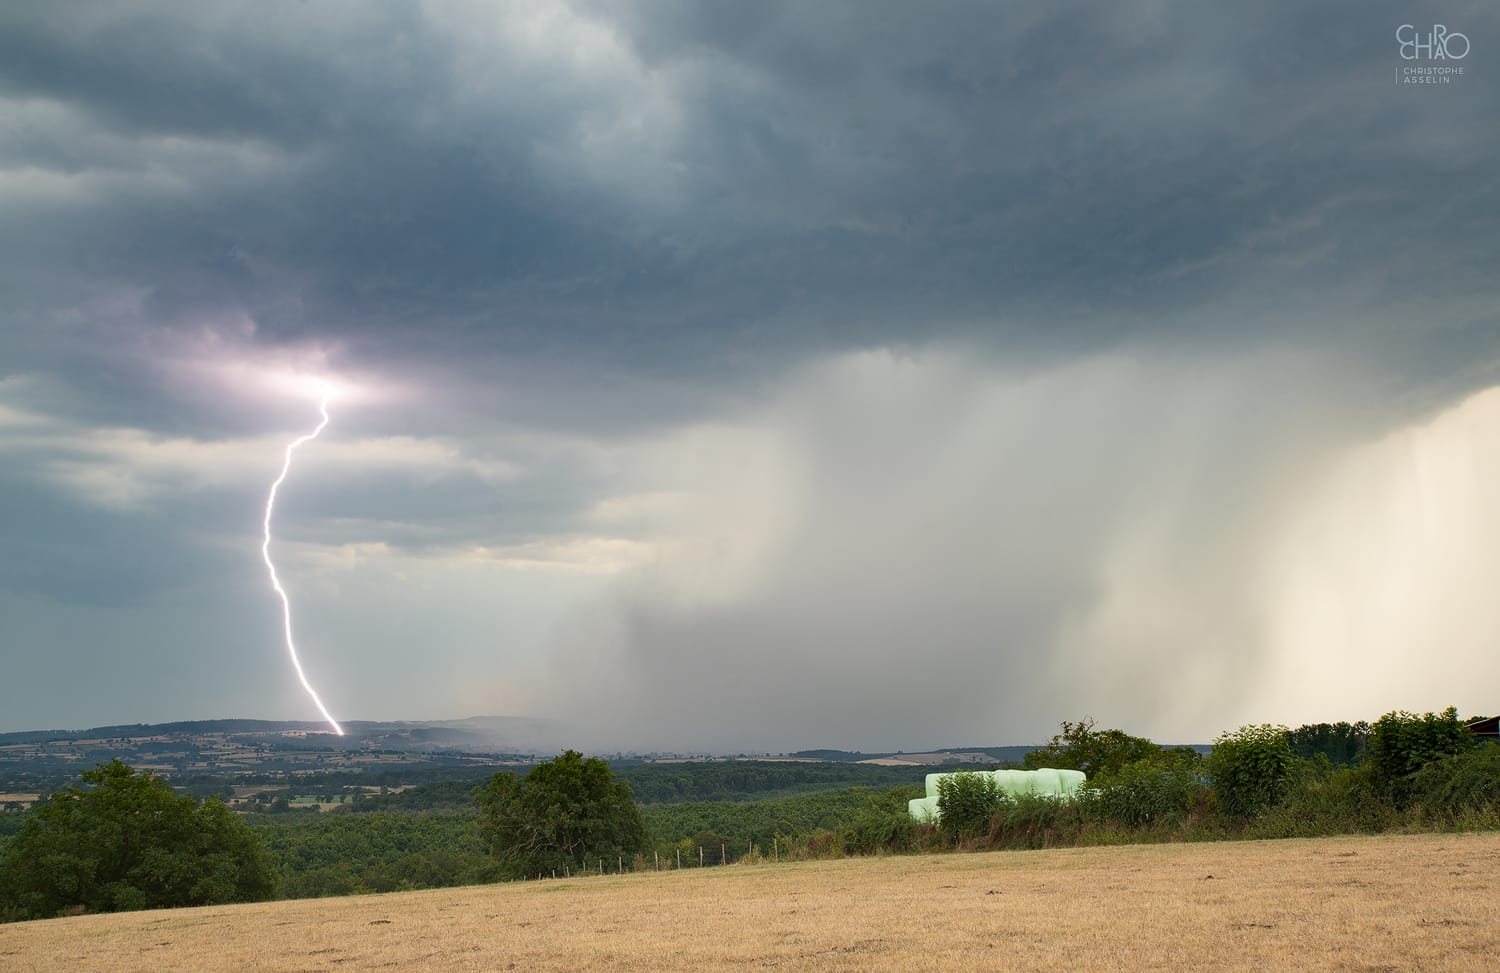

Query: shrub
1206;724;1295;818
935;771;1002;841
1367;708;1475;807
1245;759;1395;839
1089;755;1202;827
988;792;1090;849
1412;742;1500;813
801;830;845;858
841;786;923;854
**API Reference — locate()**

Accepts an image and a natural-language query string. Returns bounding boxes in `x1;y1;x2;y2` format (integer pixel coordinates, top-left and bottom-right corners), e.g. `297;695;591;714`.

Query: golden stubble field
4;832;1499;972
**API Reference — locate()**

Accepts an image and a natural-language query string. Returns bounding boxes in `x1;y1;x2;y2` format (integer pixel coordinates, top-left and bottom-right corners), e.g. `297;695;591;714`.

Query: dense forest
3;708;1498;921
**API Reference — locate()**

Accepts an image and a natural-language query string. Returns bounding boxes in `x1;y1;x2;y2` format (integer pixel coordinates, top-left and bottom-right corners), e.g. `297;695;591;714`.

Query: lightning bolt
261;391;344;735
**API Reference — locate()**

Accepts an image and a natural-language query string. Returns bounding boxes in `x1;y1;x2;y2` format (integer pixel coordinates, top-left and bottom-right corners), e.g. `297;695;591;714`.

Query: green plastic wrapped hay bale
992;769;1032;795
910;767;1087;820
1029;768;1062;794
908;795;940;822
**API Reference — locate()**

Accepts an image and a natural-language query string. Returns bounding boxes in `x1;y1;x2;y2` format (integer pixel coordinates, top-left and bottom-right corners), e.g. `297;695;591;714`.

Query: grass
3;832;1499;971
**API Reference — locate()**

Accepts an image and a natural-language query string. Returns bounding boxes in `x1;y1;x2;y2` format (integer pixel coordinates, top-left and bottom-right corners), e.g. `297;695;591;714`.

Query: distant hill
791;746;1041;765
0;716;560;751
0;716;568;796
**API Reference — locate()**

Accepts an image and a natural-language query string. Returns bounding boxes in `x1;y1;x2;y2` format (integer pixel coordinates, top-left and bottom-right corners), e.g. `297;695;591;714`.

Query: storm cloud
2;1;1497;746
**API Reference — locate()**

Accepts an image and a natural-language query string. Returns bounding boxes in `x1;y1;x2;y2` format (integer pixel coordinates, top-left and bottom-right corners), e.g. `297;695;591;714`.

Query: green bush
1412;742;1500;813
1367;708;1475;807
1206;724;1295;817
935;772;1002;841
988;792;1090;849
1245;759;1395;839
799;829;846;858
1088;754;1202;827
840;786;924;854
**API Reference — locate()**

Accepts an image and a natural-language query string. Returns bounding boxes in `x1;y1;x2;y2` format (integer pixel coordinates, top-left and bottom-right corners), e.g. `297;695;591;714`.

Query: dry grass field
4;832;1499;972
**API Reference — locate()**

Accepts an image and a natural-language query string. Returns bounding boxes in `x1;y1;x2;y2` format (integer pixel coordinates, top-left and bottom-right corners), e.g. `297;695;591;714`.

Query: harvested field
3;832;1499;971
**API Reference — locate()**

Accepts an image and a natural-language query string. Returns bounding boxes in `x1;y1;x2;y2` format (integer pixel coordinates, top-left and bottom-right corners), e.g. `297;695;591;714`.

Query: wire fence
527;839;794;881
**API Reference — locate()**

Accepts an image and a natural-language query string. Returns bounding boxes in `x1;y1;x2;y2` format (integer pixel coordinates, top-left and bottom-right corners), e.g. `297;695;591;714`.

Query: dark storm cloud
4;0;1495;415
0;475;185;607
590;0;1498;343
0;395;267;607
3;1;1498;739
285;452;609;554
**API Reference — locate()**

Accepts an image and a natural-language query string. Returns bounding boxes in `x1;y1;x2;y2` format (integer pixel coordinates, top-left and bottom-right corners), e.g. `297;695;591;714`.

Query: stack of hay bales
907;768;1087;822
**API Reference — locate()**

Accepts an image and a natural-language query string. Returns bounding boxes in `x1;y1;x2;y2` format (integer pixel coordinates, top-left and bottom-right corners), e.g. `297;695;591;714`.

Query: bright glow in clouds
261;389;344;735
153;327;398;418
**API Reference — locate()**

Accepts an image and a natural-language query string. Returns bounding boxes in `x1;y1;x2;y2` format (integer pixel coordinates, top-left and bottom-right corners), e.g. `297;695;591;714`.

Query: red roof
1465;716;1499;736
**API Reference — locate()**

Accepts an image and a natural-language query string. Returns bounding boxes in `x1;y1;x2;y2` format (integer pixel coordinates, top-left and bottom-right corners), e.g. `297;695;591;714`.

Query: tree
1206;724;1295;817
1023;718;1162;779
0;760;275;919
1286;722;1369;766
1367;707;1476;807
475;751;646;877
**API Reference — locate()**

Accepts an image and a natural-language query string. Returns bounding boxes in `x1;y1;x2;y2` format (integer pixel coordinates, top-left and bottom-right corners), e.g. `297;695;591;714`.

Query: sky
2;1;1497;752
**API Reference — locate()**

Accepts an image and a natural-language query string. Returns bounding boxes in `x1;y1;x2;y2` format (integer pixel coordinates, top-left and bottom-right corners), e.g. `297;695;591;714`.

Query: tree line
3;708;1496;921
923;708;1496;848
